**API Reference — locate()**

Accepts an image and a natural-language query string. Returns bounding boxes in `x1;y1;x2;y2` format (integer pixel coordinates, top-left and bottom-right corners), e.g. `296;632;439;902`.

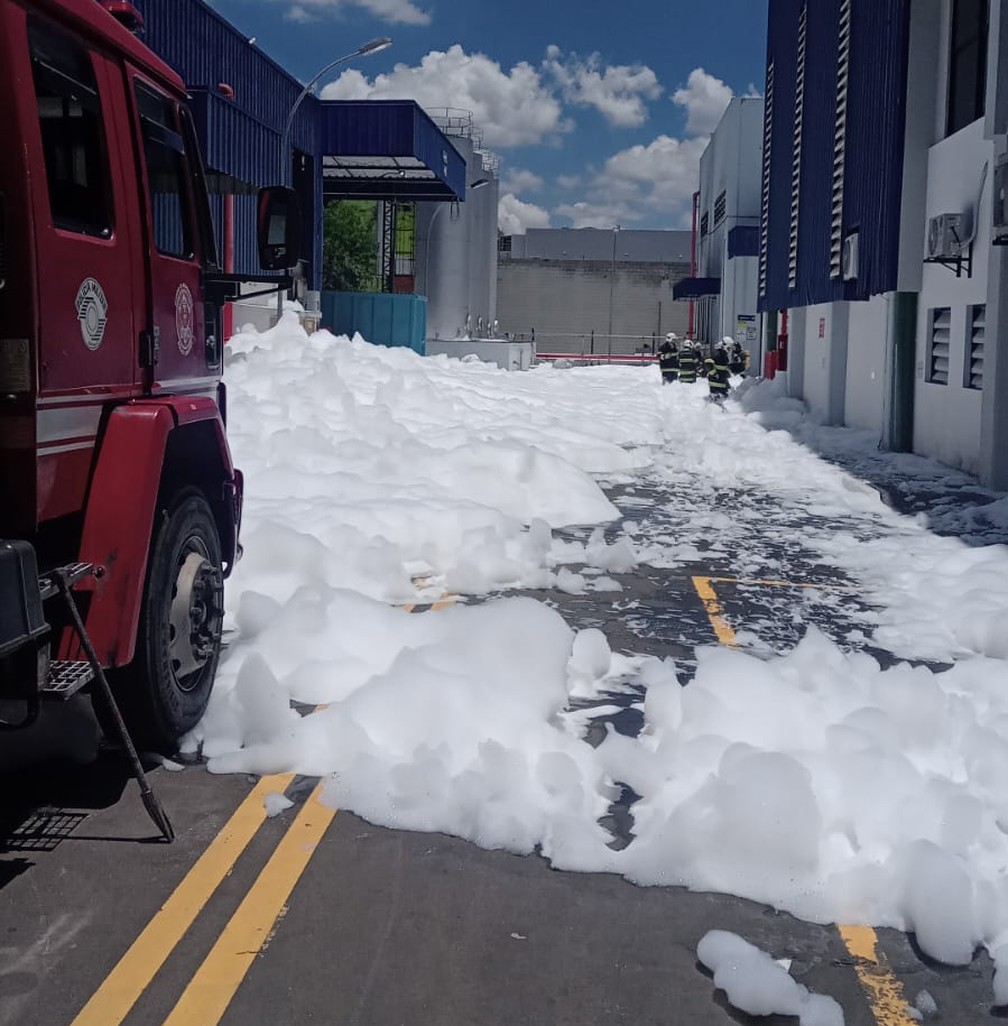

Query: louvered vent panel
759;61;774;299
929;307;951;385
830;0;852;278
713;191;726;226
788;5;808;290
965;304;985;390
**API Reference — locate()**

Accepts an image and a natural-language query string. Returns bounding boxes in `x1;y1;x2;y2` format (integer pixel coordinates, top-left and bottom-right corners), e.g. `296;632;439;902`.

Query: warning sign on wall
737;313;756;344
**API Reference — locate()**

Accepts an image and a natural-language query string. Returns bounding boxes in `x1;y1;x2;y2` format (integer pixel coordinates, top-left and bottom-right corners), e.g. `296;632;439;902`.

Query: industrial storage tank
417;111;499;340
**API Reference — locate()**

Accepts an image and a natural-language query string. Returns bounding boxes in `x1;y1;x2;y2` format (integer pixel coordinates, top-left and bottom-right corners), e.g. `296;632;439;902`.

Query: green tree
322;200;378;292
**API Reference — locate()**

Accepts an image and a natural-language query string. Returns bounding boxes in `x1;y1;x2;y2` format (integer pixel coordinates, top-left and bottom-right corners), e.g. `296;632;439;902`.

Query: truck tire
96;491;224;754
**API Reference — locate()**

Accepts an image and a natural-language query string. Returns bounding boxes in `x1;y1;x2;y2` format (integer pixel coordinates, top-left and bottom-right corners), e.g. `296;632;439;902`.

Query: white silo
417;111;499;341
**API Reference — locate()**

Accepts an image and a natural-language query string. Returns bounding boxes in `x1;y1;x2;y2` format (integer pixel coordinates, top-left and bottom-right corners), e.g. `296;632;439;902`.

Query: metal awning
672;276;721;300
318;100;466;201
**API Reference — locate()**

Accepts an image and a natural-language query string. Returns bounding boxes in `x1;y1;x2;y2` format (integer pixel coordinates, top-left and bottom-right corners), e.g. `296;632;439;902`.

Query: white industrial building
677;97;764;370
910;0;1007;481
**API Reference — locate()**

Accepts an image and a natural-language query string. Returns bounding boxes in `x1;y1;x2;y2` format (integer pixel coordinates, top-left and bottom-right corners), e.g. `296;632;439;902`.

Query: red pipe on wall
219;83;235;339
223;195;234;274
688;190;699;337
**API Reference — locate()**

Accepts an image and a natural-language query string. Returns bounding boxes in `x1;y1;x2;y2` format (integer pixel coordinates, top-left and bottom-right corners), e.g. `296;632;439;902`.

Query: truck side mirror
256;187;301;271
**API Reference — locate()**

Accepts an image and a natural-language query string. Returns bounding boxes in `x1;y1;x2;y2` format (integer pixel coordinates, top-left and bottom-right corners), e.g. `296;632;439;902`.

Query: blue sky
211;0;769;231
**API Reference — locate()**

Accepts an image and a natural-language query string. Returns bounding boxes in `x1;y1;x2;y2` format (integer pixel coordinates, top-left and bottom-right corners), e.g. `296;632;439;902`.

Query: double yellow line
73;594;459;1026
71;770;335;1026
690;575;915;1026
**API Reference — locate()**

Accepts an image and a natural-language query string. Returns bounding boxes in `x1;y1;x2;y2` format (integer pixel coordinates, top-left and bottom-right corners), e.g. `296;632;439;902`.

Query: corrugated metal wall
761;0;911;312
138;0;320;283
136;0;316;160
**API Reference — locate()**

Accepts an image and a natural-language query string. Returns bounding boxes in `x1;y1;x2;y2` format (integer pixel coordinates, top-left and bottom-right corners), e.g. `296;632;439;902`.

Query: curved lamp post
279;36;392;180
421;177;490;296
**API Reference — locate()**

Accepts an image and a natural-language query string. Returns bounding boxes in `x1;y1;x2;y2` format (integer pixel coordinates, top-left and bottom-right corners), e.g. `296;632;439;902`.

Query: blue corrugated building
760;0;911;314
131;0;466;292
759;0;1008;489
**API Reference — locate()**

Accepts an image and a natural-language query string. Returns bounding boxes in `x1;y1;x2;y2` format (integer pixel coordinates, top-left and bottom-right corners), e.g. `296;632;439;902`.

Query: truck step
41;660;94;700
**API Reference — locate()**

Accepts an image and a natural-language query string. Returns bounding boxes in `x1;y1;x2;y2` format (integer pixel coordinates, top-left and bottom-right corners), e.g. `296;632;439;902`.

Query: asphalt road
0;472;1000;1026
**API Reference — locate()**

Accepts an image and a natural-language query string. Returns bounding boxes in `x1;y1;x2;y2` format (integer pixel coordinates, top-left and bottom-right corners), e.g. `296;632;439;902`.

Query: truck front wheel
99;491;224;754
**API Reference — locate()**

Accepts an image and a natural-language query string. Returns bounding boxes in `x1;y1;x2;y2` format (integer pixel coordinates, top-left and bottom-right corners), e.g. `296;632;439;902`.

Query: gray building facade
497;229;692;357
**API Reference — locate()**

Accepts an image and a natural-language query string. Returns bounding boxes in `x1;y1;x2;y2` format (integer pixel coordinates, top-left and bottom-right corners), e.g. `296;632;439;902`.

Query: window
928;307;951;385
964;304;985;389
29;19;113;237
713;191;726;227
947;0;988;136
700;212;709;238
135;82;192;258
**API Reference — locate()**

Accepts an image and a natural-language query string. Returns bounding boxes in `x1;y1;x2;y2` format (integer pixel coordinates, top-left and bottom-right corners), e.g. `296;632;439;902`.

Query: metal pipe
689;190;699;337
608;224;619;354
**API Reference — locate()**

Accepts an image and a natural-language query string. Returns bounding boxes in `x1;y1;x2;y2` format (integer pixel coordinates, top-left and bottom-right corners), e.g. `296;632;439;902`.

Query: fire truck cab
0;0;295;756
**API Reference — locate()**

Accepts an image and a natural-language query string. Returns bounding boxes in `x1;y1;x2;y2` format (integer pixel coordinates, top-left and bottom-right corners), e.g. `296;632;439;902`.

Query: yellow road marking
690;576;738;647
70;772;296;1026
161;781;336;1026
692;578;914;1025
708;576;854;591
838;926;916;1025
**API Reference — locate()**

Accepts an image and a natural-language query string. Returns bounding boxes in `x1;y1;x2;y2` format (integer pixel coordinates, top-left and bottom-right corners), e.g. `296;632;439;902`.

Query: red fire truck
0;0;298;834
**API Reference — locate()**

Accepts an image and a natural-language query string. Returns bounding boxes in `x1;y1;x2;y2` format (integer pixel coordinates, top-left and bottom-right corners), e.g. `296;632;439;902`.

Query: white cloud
501;168;544;194
542;46;661;128
556;173;581;190
320;46;569;148
552;66;752;229
551;199;630;231
498;193;551;235
277;0;430;25
672;68;733;136
555;134;708;229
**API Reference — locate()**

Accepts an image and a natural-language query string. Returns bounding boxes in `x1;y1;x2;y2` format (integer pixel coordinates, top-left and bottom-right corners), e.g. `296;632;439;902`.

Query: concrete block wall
496;260;690;355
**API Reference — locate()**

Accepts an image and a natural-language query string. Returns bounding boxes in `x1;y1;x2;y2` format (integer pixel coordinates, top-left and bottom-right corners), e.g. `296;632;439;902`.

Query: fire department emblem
75;278;108;351
175;283;195;356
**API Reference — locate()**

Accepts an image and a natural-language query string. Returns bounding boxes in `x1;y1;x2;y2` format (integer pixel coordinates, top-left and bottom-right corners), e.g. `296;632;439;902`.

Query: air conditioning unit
841;232;859;280
927;213;966;259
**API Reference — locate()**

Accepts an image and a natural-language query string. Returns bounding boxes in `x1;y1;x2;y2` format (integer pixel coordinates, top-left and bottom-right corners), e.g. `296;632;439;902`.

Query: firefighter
695;343;709;378
707;339;731;401
678;339;698;383
728;338;748;375
657;332;679;383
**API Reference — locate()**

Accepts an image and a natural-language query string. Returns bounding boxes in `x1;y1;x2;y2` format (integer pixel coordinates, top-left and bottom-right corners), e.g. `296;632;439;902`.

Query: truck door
128;74;216;399
23;13;141;520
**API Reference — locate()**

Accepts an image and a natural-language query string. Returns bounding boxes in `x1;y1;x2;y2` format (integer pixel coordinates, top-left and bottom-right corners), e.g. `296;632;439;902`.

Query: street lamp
421;177;490;297
279;36;392;180
608;224;620;358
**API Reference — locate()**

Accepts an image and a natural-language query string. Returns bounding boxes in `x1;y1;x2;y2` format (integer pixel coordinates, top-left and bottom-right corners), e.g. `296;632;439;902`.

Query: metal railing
503;330;666;365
